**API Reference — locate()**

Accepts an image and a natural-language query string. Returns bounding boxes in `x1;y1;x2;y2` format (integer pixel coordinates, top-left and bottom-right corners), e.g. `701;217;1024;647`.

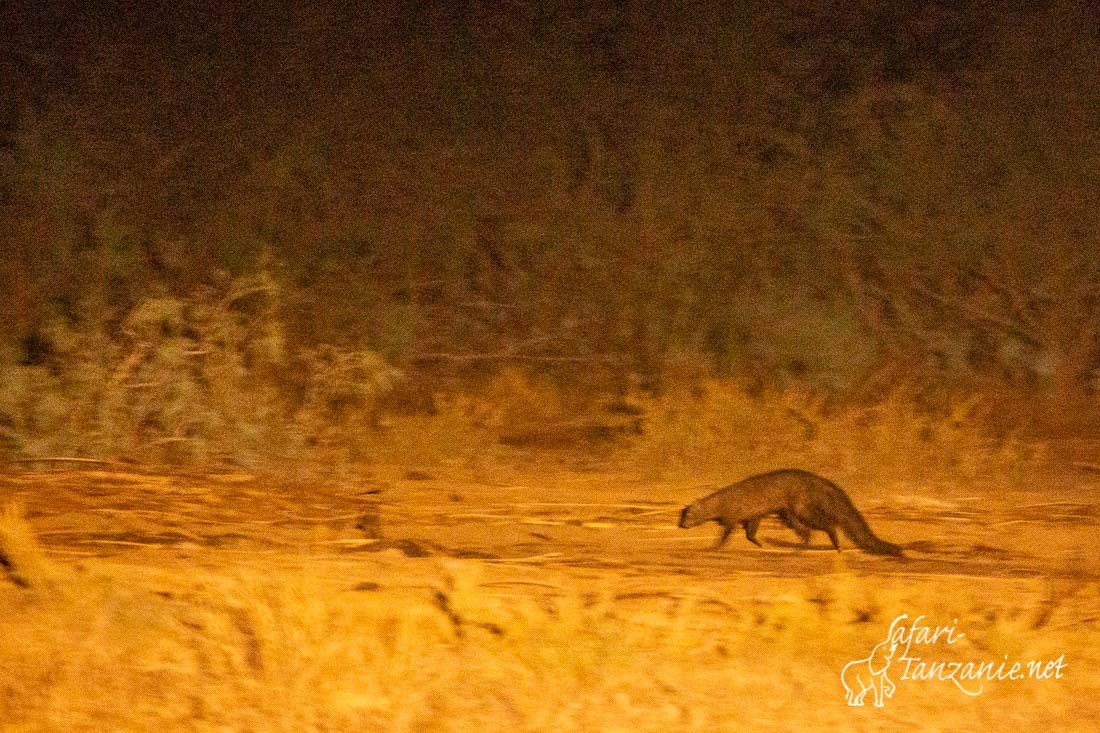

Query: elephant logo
841;637;898;707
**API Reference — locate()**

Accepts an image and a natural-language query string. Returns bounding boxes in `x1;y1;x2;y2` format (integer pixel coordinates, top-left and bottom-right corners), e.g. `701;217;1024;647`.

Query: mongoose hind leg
781;511;814;547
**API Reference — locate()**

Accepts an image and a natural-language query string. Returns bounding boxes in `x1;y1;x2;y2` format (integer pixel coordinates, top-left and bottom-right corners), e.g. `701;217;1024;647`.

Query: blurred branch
410;352;620;364
907;280;1039;347
6;457;127;467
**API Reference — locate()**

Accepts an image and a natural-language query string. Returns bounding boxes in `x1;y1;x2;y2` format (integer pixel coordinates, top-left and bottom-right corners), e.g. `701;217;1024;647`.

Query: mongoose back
679;469;903;557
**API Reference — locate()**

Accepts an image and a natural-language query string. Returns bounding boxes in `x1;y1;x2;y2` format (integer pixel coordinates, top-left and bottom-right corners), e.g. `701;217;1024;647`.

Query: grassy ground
0;456;1097;732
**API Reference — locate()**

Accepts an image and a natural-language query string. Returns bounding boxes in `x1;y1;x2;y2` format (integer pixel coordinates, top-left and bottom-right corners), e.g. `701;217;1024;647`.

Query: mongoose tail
832;501;904;557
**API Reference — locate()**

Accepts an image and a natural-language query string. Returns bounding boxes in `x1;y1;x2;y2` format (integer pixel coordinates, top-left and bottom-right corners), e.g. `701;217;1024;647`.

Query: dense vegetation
2;0;1098;465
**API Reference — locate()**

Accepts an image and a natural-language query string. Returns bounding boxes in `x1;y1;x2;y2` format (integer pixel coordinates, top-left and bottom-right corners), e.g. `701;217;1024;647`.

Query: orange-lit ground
1;460;1097;731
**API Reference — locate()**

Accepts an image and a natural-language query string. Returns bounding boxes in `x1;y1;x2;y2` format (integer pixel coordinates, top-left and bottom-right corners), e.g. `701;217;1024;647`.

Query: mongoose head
678;503;708;529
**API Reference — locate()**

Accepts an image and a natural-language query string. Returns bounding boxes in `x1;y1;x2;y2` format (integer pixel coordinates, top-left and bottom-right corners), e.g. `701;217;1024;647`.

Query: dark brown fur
679;469;903;557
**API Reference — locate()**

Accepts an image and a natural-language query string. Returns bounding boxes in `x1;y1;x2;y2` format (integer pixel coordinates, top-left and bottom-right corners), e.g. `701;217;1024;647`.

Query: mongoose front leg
713;523;734;549
742;519;762;547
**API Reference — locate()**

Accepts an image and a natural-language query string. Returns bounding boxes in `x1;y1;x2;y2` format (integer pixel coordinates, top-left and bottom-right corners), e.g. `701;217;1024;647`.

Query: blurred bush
1;1;1097;465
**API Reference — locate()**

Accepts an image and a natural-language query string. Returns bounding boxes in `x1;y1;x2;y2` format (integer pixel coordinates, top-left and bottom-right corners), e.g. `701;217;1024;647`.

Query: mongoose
678;469;903;556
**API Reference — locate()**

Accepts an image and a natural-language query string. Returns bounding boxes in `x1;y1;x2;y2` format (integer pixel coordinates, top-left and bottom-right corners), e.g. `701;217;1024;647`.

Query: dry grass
0;504;1095;732
616;381;1043;489
342;376;1047;499
0;502;60;589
